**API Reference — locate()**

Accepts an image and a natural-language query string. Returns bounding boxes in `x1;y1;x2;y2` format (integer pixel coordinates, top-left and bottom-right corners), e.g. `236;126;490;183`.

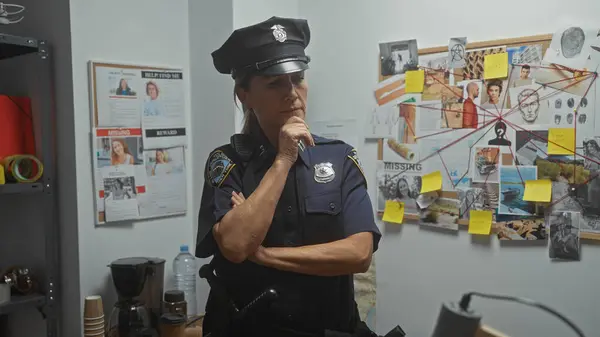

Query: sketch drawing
448;37;467;68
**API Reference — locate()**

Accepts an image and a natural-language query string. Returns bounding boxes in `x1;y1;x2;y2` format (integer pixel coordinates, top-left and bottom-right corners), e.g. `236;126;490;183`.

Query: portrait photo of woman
115;78;136;96
110;138;134;166
143;81;166;117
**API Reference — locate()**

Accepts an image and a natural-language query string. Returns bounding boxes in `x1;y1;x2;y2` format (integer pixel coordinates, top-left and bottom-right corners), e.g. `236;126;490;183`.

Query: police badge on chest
314;162;335;183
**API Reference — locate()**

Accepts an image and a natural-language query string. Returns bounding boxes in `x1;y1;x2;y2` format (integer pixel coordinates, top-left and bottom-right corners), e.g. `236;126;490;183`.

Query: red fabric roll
0;95;35;159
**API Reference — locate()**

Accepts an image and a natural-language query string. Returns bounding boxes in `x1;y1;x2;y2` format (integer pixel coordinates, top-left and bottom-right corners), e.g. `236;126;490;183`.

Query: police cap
212;16;311;79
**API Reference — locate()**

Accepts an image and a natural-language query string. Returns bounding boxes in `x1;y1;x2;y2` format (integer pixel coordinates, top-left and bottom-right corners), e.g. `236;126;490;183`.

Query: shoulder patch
347;148;367;186
206;150;236;187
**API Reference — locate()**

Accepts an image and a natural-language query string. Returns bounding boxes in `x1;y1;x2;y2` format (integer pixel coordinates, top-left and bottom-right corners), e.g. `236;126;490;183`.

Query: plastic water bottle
173;244;197;317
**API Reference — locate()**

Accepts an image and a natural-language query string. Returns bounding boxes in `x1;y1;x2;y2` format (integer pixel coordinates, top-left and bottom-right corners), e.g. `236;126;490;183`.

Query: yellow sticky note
421;171;443;193
405;70;425;93
382;200;405;224
469;210;493;235
484;53;509;79
547;128;575;155
523;179;552;202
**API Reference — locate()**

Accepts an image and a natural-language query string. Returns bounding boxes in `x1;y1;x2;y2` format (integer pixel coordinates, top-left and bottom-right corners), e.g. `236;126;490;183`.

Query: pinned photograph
514;130;548;165
420;53;451;101
418;86;464;130
458;80;483;128
419;198;460;231
471;146;501;183
480;79;510;111
462;46;506;80
507;44;543;90
533;61;597;97
507;84;550;126
498;165;537;216
379;39;419;76
549;211;581;260
495;216;546;240
457;185;499;220
544;26;598;70
448;37;467;69
376;161;422;215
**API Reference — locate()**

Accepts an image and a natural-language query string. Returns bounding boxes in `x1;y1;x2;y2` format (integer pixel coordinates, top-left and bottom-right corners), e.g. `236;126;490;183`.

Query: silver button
287;206;292;212
329;202;336;210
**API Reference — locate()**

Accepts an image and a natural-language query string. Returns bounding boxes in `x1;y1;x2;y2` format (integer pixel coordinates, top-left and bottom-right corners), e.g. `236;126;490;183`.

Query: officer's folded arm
248;231;374;277
241;147;379;277
212;155;294;264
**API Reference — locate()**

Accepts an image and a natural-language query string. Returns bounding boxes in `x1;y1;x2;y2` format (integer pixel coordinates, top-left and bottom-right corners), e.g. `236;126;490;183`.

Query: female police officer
195;16;381;337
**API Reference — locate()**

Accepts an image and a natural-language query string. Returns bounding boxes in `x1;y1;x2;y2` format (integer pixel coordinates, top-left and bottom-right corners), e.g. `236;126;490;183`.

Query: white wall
68;0;192;335
299;0;600;336
188;0;236;313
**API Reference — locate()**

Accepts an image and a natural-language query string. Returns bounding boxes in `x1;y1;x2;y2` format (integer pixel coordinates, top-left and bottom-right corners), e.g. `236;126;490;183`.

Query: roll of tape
387;139;415;161
2;154;44;183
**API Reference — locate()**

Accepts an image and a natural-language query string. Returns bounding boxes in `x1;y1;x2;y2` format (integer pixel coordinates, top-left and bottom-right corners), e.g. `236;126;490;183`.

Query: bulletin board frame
88;60;189;225
375;33;600;241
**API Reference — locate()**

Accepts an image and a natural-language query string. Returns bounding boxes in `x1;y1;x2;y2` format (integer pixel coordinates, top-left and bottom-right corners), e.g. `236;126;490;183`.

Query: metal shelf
0;183;44;195
0;33;58;337
0;33;39;60
0;294;46;316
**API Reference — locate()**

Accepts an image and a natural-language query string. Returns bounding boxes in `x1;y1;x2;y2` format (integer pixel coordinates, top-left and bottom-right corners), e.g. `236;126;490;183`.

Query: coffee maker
108;257;165;337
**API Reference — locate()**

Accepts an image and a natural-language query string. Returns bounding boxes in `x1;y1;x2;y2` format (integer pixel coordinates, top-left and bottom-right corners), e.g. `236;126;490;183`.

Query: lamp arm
459;291;585;337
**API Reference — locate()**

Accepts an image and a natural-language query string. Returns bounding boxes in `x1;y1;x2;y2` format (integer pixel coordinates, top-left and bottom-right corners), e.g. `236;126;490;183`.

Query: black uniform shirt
196;129;381;335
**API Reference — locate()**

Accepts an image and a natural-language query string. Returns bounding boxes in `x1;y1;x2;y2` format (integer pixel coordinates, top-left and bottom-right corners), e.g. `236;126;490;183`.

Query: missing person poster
89;62;188;225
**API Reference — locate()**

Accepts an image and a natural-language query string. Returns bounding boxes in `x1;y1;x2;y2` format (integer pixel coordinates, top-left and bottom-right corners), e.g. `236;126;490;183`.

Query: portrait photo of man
485;79;503;106
462;82;479;129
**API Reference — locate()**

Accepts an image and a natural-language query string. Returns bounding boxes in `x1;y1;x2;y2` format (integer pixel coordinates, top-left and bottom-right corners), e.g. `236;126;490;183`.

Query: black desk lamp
430;292;586;337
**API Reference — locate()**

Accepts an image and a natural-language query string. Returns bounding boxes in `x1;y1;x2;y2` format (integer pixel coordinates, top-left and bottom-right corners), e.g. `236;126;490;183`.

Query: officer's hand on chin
277;116;315;165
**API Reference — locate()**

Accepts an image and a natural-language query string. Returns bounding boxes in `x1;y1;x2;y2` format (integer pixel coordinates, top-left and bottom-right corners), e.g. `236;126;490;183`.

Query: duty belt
199;262;279;337
199;262;406;337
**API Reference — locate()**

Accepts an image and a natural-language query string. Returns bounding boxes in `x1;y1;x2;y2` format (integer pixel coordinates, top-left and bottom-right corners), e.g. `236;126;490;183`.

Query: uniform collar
252;127;311;169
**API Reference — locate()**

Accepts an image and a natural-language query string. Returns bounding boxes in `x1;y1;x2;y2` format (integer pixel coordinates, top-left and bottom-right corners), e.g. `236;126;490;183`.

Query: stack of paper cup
83;295;105;337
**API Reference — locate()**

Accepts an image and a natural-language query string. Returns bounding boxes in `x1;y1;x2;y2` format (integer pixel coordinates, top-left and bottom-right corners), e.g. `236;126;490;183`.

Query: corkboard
374;33;600;241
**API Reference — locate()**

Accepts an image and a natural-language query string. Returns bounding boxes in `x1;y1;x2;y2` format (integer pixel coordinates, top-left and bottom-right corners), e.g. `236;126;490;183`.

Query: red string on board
385;59;600;218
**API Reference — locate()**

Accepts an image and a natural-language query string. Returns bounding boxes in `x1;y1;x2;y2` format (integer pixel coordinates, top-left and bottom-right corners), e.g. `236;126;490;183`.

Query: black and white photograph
457;183;499;220
379;39;419;76
376;161;422;215
549;211;581;261
104;177;137;200
514;130;547;165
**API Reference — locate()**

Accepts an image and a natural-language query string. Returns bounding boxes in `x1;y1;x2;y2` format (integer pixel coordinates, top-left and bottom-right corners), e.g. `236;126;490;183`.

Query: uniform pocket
304;191;342;215
303;190;344;244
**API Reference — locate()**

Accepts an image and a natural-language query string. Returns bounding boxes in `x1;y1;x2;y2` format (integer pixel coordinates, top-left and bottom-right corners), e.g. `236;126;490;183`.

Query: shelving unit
0;33;59;337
